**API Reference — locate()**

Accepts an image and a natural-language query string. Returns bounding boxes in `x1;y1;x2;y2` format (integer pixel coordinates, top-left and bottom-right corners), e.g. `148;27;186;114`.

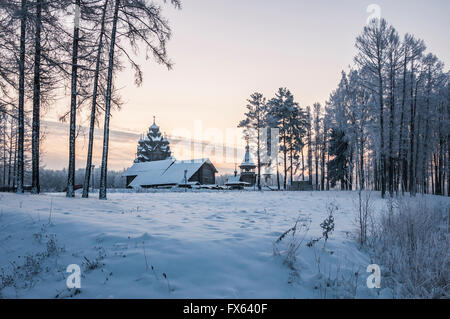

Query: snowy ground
0;190;430;299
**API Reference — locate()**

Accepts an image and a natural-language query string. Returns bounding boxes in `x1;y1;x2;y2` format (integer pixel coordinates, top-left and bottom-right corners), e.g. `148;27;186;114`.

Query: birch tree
66;0;81;198
313;102;321;190
82;0;109;198
99;0;181;199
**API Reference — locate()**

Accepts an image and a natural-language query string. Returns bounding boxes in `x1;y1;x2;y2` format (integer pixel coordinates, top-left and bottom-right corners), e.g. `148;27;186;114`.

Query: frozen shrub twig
142;241;149;270
162;272;174;293
274;213;311;273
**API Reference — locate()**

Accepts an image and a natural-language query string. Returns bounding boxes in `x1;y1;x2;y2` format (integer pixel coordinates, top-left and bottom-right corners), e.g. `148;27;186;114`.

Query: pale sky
42;0;450;174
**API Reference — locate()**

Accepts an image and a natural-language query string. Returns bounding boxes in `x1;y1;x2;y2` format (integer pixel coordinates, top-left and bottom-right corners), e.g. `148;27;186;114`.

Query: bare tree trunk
301;147;304;181
99;0;120;200
320;126;326;191
431;156;436;194
398;49;408;194
276;152;280;190
16;0;27;194
2;121;6;187
31;0;42;194
289;147;293;185
374;157;378;190
421;66;432;195
349;148;353;190
82;0;109;198
282;124;287;190
257;126;261;191
447;136;450;197
326;151;330;190
415;109;421;193
436;100;444;196
7;117;13;187
409;60;417;196
434;152;439;195
12;131;17;189
388;54;395;197
447;85;450;197
307;120;312;185
438;135;444;195
414;75;422;194
378;66;386;198
67;0;81;198
359;133;365;190
315;151;319;190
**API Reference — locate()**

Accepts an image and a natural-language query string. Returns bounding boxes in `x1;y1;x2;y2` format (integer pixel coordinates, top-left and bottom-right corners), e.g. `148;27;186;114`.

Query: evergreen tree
327;128;349;189
238;92;268;190
286;104;306;184
267;88;300;189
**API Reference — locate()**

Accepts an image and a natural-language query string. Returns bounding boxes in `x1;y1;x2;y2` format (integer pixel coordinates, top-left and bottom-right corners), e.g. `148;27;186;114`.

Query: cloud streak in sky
41;120;241;174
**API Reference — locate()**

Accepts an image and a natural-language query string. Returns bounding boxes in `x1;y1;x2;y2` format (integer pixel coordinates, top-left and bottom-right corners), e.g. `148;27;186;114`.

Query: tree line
0;0;181;199
239;19;449;197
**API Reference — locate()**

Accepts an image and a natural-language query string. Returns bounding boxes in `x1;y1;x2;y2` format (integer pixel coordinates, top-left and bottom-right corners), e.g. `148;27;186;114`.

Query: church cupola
135;116;172;163
239;136;256;172
238;136;256;186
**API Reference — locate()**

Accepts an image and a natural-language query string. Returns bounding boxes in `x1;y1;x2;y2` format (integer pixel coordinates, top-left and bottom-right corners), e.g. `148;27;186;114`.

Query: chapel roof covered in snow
124;158;174;178
224;175;250;186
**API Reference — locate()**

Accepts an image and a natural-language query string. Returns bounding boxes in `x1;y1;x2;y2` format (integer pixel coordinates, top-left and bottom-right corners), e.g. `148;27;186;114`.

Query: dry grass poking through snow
368;197;449;298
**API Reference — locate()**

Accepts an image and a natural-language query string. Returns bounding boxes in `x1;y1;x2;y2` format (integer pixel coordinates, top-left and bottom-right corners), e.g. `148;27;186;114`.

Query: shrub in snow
273;214;311;275
0;232;64;294
82;248;106;272
45;234;61;257
368;198;449;298
320;203;336;242
353;189;375;247
307;203;336;248
313;263;361;299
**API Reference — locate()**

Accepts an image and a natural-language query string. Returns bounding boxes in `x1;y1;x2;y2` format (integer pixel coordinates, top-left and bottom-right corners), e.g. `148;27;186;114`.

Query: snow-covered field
0;190;440;299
